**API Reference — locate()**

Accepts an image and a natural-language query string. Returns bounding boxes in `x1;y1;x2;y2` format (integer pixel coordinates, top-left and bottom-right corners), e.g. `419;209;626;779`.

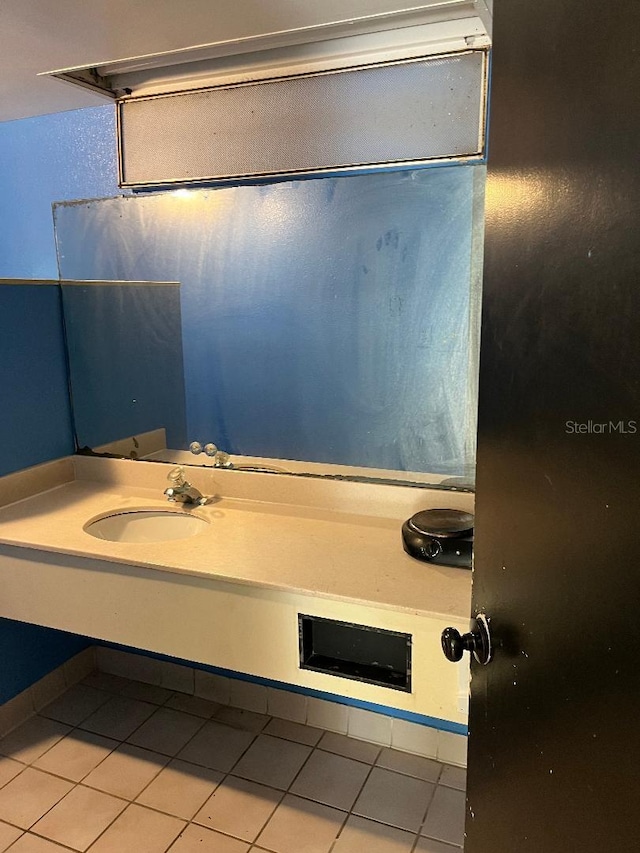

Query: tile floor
0;672;466;853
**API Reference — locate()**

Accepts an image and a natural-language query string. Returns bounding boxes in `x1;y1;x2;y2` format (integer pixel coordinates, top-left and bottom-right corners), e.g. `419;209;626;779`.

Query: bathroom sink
84;510;209;543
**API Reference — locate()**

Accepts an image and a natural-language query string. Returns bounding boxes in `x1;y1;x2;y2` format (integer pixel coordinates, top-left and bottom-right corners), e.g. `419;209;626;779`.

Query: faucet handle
167;466;187;486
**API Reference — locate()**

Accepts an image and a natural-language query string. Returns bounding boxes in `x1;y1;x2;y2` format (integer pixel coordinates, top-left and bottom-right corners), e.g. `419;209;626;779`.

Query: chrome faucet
164;467;208;506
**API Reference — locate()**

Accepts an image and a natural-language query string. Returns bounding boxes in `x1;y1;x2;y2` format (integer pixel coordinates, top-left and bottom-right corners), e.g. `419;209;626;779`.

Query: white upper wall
0;0;491;121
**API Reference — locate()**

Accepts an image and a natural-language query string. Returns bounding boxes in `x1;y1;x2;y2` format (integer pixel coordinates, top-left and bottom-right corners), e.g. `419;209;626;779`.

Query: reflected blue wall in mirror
61;283;187;450
55;165;484;478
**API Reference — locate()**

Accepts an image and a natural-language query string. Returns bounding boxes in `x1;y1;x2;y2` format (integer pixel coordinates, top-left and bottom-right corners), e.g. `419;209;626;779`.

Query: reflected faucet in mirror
189;441;232;468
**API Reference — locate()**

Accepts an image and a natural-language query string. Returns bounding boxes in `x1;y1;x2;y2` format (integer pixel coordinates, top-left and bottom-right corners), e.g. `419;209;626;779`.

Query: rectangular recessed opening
298;614;411;692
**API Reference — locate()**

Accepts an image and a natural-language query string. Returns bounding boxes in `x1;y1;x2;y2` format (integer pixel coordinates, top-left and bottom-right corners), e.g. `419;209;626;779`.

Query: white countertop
0;456;473;621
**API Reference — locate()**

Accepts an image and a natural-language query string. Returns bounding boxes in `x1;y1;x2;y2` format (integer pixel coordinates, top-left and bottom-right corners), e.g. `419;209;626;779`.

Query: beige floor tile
0;693;35;743
127;707;205;756
0;717;71;765
438;765;466;791
390;720;438;760
256;794;345;853
0;768;73;829
332;814;416;853
33;730;117;782
136;759;223;819
290;750;369;811
376;748;442;783
158;663;194;695
81;673;129;694
305;698;349;735
0;820;23;851
165;694;220;719
177;721;255;773
348;709;392;747
29;670;75;713
193;775;281;842
194;672;230;706
266;689;307;724
30;670;66;715
62;650;95;689
229;681;267;715
79;695;157;741
422;786;465;847
353;767;434;833
263;718;323;747
96;650;162;687
436;733;467;769
232;735;311;791
3;834;70;851
0;757;24;789
167;823;250;853
82;743;168;800
31;784;126;851
213;707;269;733
86;803;185;853
40;685;111;727
317;732;380;764
415;837;462;852
119;681;174;705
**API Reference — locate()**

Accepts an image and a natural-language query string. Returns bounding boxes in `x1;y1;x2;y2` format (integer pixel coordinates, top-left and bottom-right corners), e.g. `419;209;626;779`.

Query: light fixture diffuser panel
118;50;488;187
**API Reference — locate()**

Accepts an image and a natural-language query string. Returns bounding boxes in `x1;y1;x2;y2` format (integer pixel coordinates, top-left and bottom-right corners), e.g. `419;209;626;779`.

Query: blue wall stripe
99;641;468;737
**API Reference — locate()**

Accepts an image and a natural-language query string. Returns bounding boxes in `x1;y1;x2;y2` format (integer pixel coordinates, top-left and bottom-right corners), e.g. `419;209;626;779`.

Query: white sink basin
84;510;209;543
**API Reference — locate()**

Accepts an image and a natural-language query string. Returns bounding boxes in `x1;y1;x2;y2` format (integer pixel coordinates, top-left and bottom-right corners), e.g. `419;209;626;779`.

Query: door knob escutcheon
441;614;492;665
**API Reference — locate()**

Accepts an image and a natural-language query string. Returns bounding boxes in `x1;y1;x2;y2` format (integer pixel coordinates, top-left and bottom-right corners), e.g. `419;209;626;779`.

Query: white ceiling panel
0;0;491;122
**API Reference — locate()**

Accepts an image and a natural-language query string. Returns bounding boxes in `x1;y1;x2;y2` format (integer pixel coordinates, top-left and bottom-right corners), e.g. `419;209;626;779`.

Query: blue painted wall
0;105;121;704
0;620;90;705
0;105;120;279
0;285;74;477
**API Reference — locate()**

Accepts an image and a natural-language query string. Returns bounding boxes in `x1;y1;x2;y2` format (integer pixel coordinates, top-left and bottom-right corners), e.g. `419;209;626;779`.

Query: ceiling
0;0;491;123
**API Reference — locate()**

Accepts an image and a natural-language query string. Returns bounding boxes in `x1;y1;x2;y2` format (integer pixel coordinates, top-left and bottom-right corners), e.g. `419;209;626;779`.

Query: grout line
122;702;273;850
0;678;189;849
0;673;465;852
326;754;378;852
0;758;28;791
22;831;79;852
82;801;181;852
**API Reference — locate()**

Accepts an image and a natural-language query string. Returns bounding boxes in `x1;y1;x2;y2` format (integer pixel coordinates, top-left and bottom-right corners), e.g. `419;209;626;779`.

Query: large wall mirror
54;165;485;489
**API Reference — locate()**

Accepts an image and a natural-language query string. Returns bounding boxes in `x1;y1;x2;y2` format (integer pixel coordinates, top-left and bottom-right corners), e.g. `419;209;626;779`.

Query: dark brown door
465;1;640;850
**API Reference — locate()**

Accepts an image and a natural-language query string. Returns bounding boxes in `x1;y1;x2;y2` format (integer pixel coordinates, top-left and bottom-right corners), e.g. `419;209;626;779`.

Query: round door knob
441;615;493;666
441;627;470;662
